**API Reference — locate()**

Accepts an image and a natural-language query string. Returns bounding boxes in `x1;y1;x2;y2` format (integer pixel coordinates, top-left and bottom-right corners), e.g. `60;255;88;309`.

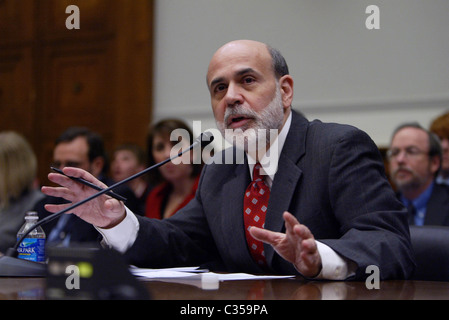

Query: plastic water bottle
17;211;46;263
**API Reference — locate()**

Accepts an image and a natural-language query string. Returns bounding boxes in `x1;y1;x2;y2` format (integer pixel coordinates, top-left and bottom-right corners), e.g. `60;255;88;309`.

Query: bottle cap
25;211;38;220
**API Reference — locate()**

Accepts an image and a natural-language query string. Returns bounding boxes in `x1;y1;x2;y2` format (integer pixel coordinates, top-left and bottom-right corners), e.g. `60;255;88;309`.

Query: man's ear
279;75;294;109
431;155;442;177
90;156;105;178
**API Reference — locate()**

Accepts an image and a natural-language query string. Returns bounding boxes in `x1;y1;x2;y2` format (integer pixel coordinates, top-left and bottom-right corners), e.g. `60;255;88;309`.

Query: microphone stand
0;132;213;277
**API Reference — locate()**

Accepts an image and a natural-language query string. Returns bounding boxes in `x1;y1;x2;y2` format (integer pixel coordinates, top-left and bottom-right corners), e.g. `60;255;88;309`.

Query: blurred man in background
388;122;449;226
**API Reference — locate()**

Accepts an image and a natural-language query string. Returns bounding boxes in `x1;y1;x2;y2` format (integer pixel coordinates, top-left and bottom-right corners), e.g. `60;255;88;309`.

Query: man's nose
224;83;243;107
395;150;408;163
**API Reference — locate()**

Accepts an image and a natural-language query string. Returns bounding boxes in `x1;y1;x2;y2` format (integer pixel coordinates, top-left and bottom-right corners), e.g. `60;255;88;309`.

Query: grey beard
216;85;284;151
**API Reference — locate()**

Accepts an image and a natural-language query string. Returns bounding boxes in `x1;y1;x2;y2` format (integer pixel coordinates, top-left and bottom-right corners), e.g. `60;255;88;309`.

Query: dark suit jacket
406;183;449;226
125;110;415;280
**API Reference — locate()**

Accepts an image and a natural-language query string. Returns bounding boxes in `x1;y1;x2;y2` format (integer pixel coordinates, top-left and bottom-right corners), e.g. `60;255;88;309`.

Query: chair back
409;225;449;281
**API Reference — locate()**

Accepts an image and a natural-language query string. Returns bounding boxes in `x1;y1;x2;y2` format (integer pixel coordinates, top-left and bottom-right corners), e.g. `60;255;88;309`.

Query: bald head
207;40;289;87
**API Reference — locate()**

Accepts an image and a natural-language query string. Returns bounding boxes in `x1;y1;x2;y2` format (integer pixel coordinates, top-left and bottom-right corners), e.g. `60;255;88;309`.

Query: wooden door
0;0;154;185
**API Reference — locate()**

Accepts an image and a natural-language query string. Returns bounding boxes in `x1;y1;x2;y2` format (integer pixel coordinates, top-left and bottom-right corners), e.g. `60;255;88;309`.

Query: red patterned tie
244;163;270;266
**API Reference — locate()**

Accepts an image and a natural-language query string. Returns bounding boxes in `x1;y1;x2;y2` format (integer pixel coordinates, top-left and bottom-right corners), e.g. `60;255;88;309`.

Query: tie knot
407;203;416;215
252;163;263;182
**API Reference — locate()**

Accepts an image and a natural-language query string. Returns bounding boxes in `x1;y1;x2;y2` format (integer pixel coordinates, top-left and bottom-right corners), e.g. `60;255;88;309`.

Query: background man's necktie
407;203;416;225
244;163;270;266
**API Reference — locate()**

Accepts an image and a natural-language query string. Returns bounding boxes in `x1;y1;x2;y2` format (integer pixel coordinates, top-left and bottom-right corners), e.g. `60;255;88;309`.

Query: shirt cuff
314;241;355;280
95;206;139;253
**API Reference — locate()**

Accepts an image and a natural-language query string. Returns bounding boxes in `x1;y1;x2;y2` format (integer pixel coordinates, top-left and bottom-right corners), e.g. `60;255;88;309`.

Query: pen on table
50;167;127;202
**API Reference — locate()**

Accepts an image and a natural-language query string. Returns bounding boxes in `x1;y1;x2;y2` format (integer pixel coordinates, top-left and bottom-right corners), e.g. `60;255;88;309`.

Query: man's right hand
41;167;126;229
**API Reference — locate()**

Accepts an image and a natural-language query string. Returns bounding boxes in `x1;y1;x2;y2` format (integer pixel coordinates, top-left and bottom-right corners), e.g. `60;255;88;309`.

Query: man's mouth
227;115;253;129
394;167;413;178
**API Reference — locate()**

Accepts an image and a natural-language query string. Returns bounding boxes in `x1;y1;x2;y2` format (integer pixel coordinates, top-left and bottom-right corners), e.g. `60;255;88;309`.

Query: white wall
152;0;449;147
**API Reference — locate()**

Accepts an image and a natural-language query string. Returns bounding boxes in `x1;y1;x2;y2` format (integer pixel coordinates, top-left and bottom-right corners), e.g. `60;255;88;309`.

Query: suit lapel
221;160;257;268
425;184;449;225
264;110;308;264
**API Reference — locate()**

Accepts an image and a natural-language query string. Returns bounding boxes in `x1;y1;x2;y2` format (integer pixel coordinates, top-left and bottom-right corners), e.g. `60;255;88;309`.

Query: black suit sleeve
318;128;415;280
122;168;220;268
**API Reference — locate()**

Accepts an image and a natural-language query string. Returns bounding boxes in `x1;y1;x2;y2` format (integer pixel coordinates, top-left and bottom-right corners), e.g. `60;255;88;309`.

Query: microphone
0;132;214;277
50;167;128;202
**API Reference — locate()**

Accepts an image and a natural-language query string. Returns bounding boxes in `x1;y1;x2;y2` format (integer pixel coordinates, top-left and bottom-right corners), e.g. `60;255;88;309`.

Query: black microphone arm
0;131;214;276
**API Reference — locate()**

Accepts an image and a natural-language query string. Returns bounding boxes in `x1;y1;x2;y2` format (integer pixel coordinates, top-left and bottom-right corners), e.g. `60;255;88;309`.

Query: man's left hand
250;211;322;278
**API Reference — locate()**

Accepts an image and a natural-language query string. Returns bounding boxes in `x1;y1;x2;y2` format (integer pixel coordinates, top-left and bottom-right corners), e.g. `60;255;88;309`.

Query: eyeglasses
386;147;429;160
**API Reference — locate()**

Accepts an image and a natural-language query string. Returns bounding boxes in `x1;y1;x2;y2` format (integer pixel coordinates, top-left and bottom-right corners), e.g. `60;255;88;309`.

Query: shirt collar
401;181;435;211
436;175;449;186
247;110;292;186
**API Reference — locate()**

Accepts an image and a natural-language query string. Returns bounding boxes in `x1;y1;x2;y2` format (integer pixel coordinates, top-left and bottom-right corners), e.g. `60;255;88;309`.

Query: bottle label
17;238;46;263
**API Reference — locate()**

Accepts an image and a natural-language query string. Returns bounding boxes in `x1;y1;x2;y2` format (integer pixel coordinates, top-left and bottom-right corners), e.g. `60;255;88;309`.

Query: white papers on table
130;266;205;279
210;273;295;281
129;266;295;281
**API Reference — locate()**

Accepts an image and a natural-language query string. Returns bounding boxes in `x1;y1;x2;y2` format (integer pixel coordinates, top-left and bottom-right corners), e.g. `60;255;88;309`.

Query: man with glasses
387;122;449;226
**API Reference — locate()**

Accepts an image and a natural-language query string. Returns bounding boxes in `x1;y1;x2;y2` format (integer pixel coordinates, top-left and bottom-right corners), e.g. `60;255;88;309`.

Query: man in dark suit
388;122;449;226
42;40;415;280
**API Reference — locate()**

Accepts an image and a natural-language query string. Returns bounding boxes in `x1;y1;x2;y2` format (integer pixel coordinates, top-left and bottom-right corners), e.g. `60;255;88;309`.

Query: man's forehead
54;136;89;155
393;127;429;146
207;41;271;85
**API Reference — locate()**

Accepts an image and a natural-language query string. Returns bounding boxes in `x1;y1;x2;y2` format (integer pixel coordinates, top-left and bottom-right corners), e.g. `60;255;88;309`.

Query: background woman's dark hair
146;118;204;185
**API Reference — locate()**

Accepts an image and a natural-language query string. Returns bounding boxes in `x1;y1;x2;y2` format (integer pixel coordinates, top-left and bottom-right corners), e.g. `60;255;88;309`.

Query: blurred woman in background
145;119;203;219
0;131;45;253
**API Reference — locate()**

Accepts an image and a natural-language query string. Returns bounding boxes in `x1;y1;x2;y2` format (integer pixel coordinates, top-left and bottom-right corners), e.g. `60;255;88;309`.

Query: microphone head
196;131;215;148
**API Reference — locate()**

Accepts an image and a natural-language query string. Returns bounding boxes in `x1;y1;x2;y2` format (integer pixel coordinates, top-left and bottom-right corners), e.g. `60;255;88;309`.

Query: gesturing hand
41;167;126;229
249;211;322;278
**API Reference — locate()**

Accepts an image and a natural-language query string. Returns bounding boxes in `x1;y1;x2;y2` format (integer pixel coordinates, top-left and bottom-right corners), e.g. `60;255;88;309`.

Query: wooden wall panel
41;43;114;134
113;0;153;147
39;0;115;40
0;0;36;44
0;0;153;186
37;42;116;174
0;48;36;145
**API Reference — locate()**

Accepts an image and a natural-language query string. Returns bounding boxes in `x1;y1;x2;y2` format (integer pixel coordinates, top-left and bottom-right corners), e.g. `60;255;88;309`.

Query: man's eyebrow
209;68;259;88
210;77;224;89
236;67;257;77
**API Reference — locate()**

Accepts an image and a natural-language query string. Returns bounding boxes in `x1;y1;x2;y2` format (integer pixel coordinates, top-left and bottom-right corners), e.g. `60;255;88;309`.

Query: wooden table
1;277;449;300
